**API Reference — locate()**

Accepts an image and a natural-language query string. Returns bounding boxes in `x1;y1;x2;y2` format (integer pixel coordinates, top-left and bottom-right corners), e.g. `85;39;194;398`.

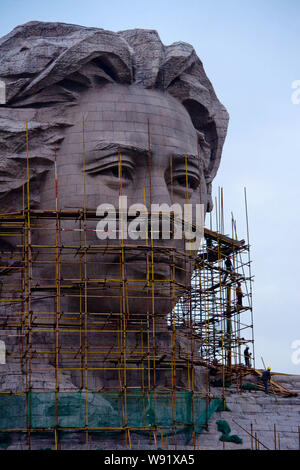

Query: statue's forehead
66;83;198;157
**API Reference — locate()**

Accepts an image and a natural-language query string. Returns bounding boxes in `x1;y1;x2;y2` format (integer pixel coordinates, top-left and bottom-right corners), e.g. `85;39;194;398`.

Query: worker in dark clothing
225;256;232;272
223;256;234;282
244;346;251;367
236;282;243;307
206;238;212;249
261;367;271;394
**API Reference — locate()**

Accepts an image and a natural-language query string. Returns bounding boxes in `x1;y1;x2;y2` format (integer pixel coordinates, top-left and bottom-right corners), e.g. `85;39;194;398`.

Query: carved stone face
33;84;208;318
0;23;229;398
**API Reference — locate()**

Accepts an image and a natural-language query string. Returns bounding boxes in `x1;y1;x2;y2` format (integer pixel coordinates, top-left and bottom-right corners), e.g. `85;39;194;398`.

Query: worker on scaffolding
236;282;243;308
223;255;234;282
206;238;213;250
261;367;271;394
225;255;232;272
244;346;251;367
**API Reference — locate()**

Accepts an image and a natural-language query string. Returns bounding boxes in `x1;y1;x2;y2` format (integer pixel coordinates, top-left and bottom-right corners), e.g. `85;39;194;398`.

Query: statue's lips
123;253;185;270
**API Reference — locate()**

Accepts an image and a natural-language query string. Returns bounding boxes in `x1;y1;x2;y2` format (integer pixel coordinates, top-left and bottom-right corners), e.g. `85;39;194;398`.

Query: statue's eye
173;174;199;191
100;165;133;181
176;176;187;187
111;166;119;178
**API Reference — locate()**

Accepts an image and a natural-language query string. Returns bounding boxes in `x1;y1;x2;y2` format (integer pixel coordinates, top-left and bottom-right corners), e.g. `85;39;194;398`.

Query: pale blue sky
1;0;300;373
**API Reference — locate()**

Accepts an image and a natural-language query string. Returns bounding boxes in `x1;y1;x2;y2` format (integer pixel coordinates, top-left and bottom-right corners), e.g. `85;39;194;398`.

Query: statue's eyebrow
86;142;151;163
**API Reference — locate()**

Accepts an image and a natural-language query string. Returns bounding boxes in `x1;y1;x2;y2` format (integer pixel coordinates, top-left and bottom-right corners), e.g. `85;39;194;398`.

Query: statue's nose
147;174;172;206
147;175;177;240
128;174;175;240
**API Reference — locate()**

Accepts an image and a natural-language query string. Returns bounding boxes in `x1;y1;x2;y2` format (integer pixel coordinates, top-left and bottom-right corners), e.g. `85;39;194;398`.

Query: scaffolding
0;122;255;450
174;225;254;369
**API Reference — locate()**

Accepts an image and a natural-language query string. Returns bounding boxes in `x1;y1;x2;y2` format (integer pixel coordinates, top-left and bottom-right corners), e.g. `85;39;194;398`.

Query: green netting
0;433;11;449
0;391;229;442
216;420;243;444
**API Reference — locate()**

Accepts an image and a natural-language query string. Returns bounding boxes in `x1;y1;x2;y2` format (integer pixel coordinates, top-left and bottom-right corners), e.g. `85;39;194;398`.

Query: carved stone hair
0;21;229;210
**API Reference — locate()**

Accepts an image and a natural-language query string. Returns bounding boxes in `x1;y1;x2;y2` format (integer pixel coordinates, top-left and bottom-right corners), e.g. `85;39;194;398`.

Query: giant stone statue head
0;22;228;391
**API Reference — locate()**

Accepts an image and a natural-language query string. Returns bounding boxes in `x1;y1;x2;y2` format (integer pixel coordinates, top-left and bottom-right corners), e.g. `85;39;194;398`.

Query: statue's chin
86;291;176;322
